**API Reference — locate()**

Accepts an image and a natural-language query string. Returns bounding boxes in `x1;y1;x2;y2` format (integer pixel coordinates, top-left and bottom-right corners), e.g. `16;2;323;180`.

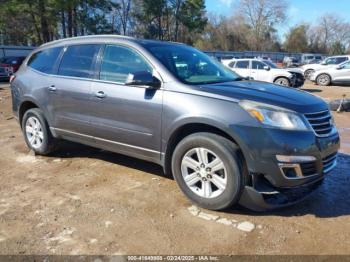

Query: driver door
89;44;163;162
333;61;350;83
250;60;270;82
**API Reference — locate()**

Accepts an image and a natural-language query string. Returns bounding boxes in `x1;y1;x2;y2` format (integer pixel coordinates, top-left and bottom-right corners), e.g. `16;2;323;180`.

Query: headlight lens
239;100;309;131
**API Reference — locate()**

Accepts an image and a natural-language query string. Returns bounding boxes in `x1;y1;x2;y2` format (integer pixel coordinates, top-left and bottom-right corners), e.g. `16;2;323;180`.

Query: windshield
263;60;278;68
143;43;240;84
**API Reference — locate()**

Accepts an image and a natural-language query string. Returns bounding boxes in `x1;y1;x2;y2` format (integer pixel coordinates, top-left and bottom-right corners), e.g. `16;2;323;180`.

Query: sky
205;0;350;38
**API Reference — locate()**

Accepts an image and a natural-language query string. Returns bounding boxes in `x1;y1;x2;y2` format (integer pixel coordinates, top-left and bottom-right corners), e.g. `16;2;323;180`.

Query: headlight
239;100;309;131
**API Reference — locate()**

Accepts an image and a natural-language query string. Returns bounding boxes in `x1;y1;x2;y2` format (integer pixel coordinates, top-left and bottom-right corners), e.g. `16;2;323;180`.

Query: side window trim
51;46;66;75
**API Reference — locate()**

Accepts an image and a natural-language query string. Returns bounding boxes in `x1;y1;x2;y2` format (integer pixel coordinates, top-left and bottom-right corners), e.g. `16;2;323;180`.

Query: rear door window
58;44;101;79
235;61;250;69
27;47;63;74
99;45;152;84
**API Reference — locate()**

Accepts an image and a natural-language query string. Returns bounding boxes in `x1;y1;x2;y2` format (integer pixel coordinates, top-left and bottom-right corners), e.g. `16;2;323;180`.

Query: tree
237;0;288;50
284;24;310;53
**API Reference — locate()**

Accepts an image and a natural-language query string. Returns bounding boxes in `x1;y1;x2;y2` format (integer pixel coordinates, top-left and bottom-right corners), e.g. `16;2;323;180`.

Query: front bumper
231;125;340;211
290;73;305;88
309;72;317;82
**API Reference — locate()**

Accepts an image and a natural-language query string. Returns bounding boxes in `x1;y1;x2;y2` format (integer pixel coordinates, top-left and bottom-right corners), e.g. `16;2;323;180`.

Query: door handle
48;85;57;92
95;91;107;98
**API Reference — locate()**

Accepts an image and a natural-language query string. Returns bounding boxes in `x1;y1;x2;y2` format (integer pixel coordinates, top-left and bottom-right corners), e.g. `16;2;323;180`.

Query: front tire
171;133;244;210
274;77;290;87
304;69;314;80
316;74;331;86
22;108;57;155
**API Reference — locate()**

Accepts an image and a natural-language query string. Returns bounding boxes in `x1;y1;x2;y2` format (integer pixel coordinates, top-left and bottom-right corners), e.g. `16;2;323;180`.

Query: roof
40;35;185;49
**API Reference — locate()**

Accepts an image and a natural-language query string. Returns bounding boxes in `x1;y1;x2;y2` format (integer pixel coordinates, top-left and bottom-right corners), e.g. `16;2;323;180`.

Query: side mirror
125;71;161;89
320;61;327;65
336;65;342;70
263;66;270;71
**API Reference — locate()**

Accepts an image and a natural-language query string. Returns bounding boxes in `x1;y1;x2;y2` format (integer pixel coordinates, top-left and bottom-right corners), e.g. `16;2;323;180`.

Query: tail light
9;75;16;83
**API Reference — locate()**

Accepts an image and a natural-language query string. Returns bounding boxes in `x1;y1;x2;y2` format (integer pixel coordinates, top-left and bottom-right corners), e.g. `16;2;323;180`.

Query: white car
223;59;305;88
301;55;350;79
310;60;350;86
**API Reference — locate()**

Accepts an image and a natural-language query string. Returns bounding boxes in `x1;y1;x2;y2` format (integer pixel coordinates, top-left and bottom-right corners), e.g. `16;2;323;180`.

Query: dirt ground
0;81;349;255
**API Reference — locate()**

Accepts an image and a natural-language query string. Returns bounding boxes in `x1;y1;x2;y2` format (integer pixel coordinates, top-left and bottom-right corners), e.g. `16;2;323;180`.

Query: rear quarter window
27;47;63;74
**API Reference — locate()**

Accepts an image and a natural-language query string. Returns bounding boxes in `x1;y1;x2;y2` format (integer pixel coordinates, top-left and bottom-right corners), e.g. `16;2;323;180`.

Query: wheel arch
316;72;332;85
163;121;247;178
273;75;291;84
18;100;40;128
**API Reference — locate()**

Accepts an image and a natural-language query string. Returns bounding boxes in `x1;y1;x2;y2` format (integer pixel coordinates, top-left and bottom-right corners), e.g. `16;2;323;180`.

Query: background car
0;56;26;81
301;55;350;79
283;56;300;67
223;58;304;88
310;60;350;86
300;53;323;65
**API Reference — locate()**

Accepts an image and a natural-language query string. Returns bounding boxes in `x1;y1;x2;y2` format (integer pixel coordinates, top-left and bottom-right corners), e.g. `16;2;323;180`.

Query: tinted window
341;61;350;69
100;45;152;83
252;61;265;69
235;61;250;69
143;43;240;84
336;57;347;64
28;47;62;74
228;61;235;68
58;44;101;78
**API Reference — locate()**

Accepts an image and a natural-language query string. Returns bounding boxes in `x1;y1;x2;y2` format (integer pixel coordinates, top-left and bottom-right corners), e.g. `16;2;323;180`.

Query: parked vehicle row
222;58;305;88
11;35;339;211
309;60;350;86
0;56;26;81
301;55;350;80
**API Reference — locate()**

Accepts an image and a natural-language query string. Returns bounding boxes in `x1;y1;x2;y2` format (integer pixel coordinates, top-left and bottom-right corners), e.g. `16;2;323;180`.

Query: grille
322;152;337;173
300;161;317;176
304;110;333;136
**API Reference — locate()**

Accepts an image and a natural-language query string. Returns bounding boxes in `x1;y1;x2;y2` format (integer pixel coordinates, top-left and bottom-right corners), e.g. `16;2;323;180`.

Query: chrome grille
304;110;333;136
322;152;337;173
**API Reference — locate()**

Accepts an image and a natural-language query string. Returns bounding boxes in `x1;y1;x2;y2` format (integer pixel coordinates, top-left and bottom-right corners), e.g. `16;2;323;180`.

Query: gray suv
11;35;340;211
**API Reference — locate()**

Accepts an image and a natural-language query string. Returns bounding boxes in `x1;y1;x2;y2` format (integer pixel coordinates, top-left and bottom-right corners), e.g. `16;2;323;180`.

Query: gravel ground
0;81;349;255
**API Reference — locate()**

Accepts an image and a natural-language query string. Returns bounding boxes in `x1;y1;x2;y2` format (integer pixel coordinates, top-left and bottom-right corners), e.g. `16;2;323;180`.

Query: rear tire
316;74;331;86
22;108;57;155
171;132;244;210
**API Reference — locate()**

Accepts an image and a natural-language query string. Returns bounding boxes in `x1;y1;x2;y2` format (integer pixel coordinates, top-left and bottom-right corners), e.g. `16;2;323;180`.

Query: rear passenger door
49;44;102;137
89;44;163;162
233;60;250;78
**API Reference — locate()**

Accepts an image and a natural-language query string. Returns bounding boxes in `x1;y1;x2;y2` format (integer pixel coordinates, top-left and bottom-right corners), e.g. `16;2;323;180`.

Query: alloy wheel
25;116;44;149
181;147;228;198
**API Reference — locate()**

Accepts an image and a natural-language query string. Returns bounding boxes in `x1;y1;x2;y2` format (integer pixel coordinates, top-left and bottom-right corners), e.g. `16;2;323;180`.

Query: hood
302;63;337;71
192;80;327;114
285;67;303;74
